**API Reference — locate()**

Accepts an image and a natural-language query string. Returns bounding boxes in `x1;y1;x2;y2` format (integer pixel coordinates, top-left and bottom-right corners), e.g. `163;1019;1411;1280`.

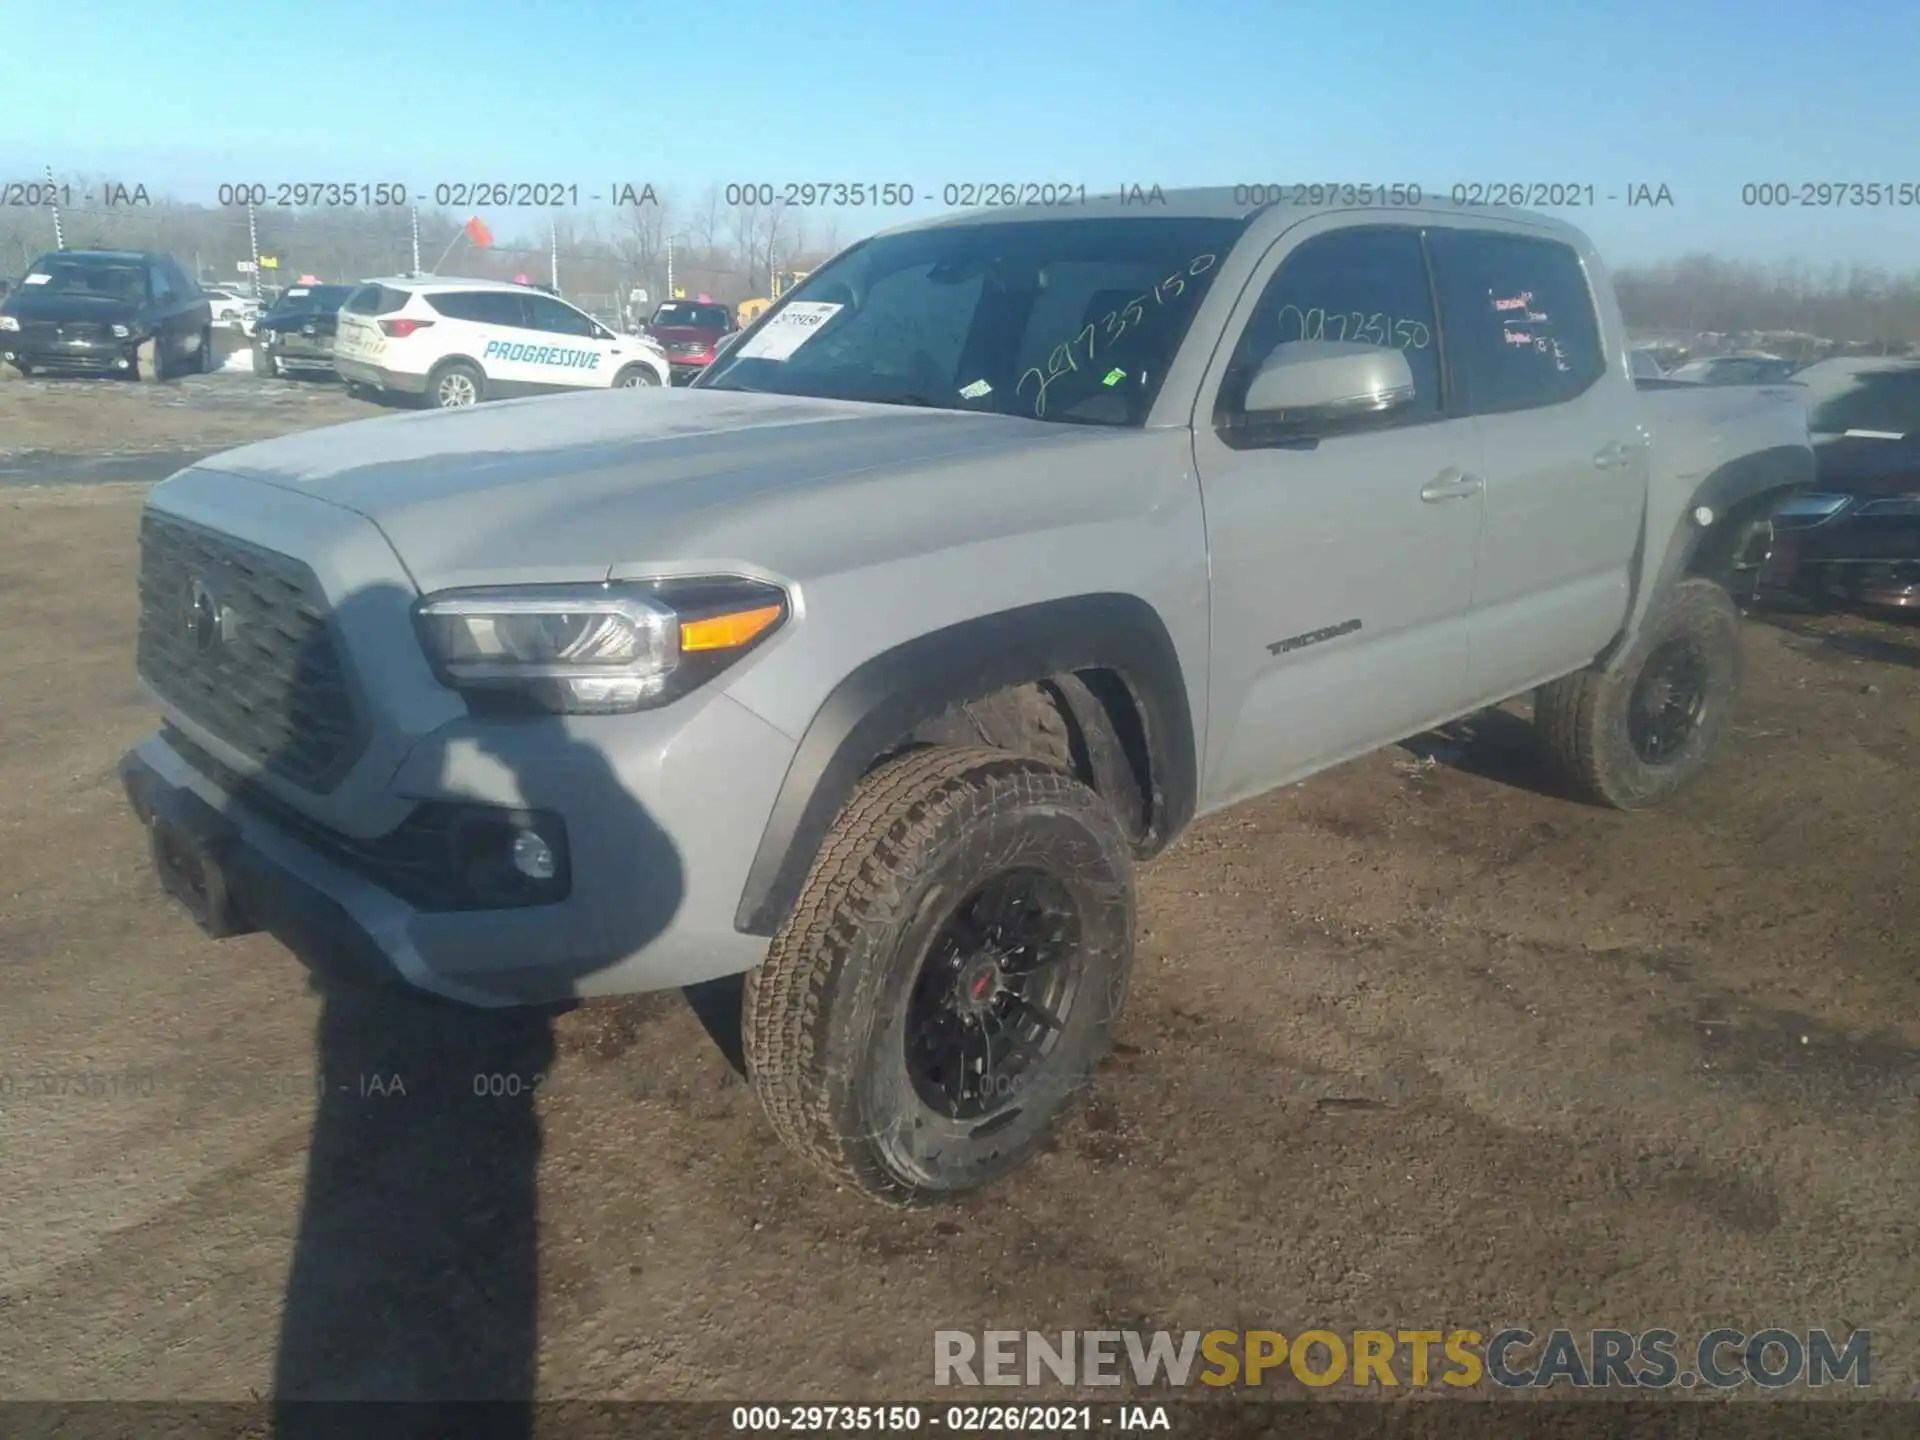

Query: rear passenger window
346;284;410;316
1429;231;1607;413
427;291;524;325
1217;226;1443;426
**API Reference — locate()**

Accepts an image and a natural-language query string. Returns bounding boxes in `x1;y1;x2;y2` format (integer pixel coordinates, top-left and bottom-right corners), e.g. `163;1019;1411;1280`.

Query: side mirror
1241;340;1416;432
713;331;740;355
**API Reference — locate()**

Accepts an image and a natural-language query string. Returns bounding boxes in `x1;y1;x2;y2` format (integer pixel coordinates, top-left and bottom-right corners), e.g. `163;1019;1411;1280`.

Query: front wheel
137;333;167;383
744;747;1137;1206
428;360;483;408
614;363;661;388
252;345;278;379
1534;577;1743;810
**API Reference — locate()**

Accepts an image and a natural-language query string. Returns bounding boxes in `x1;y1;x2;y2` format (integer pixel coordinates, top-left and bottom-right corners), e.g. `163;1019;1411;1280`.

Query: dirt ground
0;376;1916;1406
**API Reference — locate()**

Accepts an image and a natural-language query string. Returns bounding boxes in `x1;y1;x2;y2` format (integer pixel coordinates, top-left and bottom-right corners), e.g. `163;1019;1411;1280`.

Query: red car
645;299;737;385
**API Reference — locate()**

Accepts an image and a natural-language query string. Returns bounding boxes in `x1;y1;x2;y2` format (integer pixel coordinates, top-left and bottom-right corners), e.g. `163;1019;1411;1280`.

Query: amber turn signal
679;604;784;652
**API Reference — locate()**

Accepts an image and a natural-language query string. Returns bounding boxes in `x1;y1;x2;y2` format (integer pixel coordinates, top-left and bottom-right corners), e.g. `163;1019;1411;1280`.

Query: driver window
150;265;175;304
525;294;596;338
1217;227;1443;427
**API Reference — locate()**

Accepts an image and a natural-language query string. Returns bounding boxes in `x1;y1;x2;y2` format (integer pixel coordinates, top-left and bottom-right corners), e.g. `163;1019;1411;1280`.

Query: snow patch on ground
220;345;255;372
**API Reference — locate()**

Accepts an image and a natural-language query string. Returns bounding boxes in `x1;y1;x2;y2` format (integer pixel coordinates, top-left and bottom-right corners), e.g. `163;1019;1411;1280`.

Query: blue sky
5;0;1919;267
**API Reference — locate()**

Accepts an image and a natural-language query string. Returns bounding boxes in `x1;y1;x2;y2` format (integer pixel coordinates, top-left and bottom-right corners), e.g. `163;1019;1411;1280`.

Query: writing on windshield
1014;253;1217;418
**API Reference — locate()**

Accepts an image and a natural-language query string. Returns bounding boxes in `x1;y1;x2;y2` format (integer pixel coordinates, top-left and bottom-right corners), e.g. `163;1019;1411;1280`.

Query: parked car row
0;249;676;406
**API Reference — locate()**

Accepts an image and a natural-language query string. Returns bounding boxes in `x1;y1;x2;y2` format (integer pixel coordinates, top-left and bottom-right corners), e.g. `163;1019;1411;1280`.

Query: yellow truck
737;269;809;327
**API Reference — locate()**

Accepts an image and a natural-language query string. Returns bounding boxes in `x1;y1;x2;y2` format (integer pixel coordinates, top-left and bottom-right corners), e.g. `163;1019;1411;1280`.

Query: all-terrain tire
743;746;1136;1206
1534;577;1743;810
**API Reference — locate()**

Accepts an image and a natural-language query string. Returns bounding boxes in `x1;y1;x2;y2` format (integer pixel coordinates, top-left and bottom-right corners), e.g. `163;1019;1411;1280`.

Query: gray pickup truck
121;191;1811;1204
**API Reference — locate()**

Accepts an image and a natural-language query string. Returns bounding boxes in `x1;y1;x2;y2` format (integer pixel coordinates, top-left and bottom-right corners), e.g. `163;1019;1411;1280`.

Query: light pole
46;165;64;249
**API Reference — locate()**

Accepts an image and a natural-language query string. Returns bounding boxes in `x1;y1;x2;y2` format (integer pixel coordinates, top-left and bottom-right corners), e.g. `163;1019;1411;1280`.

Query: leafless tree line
1614;254;1920;347
0;173;845;314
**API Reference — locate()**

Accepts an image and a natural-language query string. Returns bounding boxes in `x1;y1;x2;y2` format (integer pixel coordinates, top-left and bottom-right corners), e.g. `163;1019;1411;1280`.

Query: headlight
111;323;131;338
416;578;789;715
0;316;18;331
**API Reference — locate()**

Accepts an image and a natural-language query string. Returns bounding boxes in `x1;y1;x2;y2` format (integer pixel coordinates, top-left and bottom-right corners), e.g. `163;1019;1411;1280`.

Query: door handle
1420;469;1485;503
1593;441;1631;469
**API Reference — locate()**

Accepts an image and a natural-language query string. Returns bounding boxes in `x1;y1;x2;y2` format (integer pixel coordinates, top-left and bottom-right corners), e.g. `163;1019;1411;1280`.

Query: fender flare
1606;442;1814;662
733;593;1198;937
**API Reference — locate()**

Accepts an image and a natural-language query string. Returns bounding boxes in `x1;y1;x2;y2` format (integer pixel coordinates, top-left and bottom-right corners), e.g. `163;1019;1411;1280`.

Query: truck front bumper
120;693;791;1008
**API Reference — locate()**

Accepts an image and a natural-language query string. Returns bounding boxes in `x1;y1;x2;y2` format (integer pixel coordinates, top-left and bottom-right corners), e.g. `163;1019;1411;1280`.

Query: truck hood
177;387;1121;592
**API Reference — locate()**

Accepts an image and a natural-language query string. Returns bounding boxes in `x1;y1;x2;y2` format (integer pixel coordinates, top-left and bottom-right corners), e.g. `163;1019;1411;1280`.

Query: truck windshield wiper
854;393;960;411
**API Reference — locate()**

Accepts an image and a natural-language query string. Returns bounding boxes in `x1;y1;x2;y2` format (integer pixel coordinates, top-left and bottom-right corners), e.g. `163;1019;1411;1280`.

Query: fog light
511;830;556;881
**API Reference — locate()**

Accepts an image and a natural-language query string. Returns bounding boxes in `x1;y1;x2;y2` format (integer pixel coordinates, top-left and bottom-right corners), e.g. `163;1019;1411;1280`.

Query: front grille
137;512;366;792
19;320;108;344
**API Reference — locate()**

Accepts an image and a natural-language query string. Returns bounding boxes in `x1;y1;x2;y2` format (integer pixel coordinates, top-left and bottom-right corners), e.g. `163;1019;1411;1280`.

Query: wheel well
881;670;1157;851
1685;488;1792;585
427;355;483;382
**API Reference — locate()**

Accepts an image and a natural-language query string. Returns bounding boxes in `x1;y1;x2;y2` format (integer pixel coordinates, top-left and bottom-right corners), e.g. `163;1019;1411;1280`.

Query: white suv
332;276;670;408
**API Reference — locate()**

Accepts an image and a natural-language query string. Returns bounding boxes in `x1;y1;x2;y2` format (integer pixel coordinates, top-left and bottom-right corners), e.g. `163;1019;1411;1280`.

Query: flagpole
430;231;466;275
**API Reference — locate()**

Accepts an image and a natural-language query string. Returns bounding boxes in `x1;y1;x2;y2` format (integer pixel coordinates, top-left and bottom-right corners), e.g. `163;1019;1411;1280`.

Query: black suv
0;250;214;379
250;282;358;379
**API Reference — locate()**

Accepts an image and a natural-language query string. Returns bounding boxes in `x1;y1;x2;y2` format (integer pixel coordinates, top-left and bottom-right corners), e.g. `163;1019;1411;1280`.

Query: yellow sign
259;255;278;269
673;286;685;298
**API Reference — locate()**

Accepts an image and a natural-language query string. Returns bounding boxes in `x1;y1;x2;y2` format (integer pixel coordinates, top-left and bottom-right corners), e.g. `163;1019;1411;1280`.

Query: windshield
268;284;354;315
697;215;1248;424
19;256;146;303
650;302;730;329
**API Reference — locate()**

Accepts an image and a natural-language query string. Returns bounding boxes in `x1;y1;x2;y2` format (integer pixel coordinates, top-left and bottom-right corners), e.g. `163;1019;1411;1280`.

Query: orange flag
463;216;494;247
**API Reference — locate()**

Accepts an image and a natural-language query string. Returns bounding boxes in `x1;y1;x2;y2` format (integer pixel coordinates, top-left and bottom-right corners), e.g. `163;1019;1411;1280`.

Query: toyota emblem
184;576;221;654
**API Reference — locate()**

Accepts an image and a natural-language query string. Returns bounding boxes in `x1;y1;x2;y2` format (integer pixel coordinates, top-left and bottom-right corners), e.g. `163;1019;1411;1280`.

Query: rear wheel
197;325;216;373
428;360;483;409
744;746;1137;1206
1535;577;1743;810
